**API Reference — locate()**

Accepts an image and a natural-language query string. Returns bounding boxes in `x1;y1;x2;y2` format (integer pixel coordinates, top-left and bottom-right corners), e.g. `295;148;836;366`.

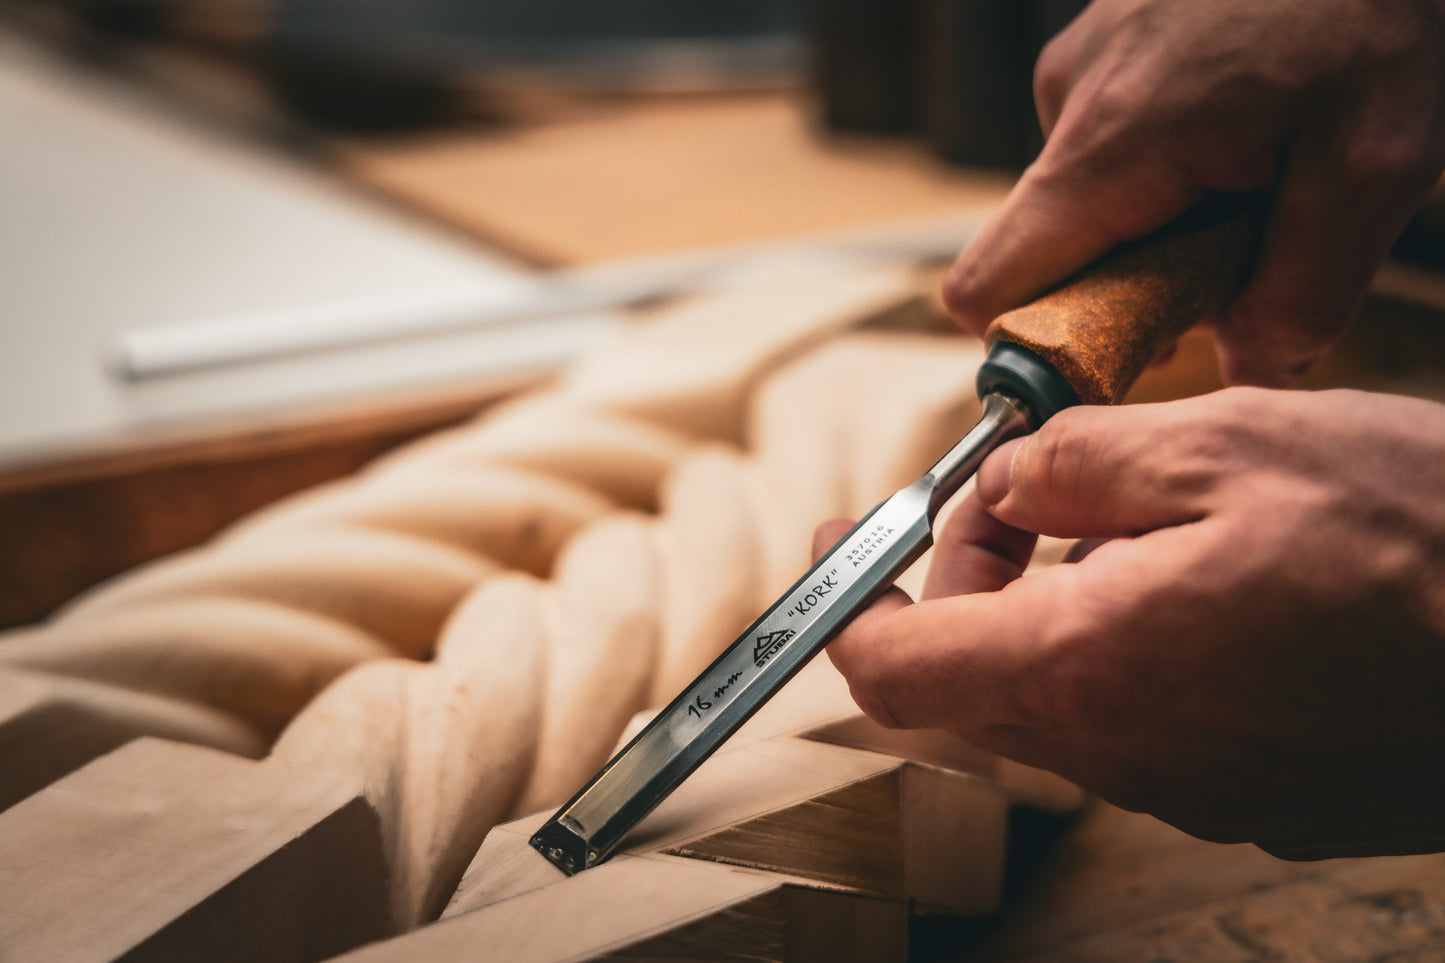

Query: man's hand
944;0;1445;387
821;389;1445;858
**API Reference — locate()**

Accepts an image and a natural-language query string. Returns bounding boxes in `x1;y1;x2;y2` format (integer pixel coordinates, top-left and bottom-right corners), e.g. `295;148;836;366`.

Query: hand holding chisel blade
531;194;1261;875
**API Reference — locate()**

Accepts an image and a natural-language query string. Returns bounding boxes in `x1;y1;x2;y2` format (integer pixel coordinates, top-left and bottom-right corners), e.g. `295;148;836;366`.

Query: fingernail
976;437;1026;505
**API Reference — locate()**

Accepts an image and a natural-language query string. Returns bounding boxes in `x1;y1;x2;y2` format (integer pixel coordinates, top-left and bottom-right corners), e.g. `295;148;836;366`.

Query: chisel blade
530;390;1032;874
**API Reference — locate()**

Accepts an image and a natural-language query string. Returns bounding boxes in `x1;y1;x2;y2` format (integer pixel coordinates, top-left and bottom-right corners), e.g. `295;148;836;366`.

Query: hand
822;388;1445;858
944;0;1445;387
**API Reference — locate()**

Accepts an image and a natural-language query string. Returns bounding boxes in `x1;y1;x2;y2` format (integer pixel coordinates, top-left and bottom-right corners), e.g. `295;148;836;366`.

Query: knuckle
1012;591;1111;730
1190;389;1264;448
829;637;913;730
1028;643;1105;732
1142;392;1267;497
941;257;987;330
1012;422;1073;504
1220;302;1343;381
1033;35;1071;121
1337;126;1441;197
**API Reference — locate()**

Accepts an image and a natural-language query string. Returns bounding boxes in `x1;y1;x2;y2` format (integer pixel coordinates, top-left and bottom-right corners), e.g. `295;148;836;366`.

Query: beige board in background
329;93;1015;266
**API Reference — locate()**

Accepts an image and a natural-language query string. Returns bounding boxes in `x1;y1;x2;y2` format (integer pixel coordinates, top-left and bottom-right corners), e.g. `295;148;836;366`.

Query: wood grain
343;854;909;963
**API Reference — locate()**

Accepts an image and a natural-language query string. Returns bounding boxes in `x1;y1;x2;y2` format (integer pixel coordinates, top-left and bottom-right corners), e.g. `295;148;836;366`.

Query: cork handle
985;195;1263;406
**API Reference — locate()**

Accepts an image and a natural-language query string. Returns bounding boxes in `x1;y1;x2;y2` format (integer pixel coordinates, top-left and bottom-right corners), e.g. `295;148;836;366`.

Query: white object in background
0;27;546;466
108;209;991;381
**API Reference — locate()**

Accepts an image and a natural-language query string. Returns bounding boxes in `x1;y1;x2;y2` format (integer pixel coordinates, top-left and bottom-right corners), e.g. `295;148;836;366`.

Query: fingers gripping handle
979;193;1264;410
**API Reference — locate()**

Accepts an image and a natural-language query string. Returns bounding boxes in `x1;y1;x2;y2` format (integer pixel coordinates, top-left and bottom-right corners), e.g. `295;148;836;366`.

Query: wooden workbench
921;802;1445;961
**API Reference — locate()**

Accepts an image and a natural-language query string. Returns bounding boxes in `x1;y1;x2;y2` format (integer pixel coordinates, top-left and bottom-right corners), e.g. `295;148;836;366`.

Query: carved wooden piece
380;657;1081;962
342;854;908;963
0;739;388;963
0;271;1023;962
445;695;1032;925
0;270;938;808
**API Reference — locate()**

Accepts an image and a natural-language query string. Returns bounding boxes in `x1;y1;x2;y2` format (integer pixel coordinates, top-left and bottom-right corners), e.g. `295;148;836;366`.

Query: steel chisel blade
531;392;1032;874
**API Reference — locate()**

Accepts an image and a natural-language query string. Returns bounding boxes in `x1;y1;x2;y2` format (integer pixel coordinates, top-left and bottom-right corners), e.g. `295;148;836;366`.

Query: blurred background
1;0;1443;629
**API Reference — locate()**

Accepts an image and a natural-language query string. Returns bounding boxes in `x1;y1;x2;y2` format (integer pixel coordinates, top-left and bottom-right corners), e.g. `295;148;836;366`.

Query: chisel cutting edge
531;194;1261;875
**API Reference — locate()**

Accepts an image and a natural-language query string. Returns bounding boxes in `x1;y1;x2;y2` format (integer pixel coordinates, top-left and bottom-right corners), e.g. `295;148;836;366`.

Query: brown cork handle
985;194;1264;406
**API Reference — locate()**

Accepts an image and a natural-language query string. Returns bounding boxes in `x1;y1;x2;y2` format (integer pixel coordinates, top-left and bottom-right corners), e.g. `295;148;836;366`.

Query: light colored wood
663;754;1010;916
0;667;264;811
0;271;931;811
560;269;922;445
444;657;864;916
802;714;1085;814
741;331;989;595
440;727;1019;957
267;594;546;930
343;853;908;963
222;463;615;577
649;448;766;703
0;598;390;738
449;657;1033;924
0;272;1019;962
0;738;387;962
58;526;500;659
513;516;663;815
329;93;1013;266
367;397;695;512
0;568;548;956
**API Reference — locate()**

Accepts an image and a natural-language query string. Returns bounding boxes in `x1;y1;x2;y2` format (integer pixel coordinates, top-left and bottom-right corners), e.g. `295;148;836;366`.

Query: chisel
531;194;1261;875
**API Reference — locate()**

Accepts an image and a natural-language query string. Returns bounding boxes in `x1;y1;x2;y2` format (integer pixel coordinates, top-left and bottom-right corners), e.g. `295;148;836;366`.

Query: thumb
976;403;1215;538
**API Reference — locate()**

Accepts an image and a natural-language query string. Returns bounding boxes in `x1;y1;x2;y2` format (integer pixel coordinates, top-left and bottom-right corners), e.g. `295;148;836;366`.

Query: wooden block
343;854;907;963
664;761;1007;916
268;582;548;930
0;570;551;958
0;739;388;963
0;667;264;811
657;743;1009;916
449;657;863;916
451;733;1010;920
802;714;1085;813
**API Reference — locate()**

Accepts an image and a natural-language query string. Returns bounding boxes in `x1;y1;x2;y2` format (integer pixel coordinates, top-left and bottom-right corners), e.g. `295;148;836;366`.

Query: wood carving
370;659;1079;961
0;269;1075;961
0;270;920;790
